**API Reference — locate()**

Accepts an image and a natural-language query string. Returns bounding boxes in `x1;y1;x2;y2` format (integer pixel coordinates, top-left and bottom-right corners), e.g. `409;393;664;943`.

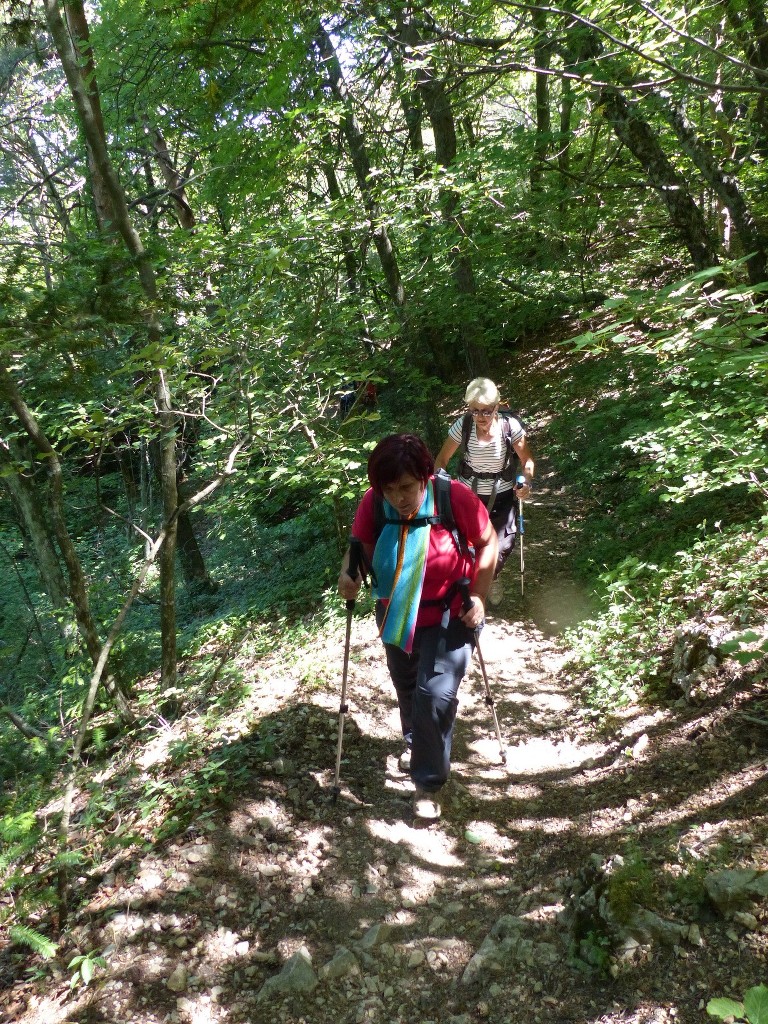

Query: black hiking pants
478;488;518;578
376;603;475;793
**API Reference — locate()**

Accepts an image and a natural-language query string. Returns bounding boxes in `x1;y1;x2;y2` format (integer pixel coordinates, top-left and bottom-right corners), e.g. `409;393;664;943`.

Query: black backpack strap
434;469;475;564
461;412;472;452
374;473;474;565
373;493;441;536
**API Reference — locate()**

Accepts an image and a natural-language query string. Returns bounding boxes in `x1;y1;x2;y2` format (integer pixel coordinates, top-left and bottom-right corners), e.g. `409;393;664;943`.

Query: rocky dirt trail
9;450;768;1024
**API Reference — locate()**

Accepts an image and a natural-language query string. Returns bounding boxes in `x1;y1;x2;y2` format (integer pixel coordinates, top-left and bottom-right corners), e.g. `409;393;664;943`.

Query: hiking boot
398;747;412;772
488;578;504;605
413;787;441;821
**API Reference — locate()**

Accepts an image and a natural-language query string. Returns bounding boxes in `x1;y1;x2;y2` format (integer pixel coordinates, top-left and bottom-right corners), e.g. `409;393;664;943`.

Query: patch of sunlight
463;820;516;851
510;817;575;834
520;900;565;924
172;994;220;1023
503;735;605;774
505;783;544;799
367;818;463;869
11;995;75;1024
465;736;509;770
639;760;768;833
137;722;185;770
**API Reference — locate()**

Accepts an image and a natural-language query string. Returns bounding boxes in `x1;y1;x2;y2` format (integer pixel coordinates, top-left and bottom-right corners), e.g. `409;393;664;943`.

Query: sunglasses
469;407;496;418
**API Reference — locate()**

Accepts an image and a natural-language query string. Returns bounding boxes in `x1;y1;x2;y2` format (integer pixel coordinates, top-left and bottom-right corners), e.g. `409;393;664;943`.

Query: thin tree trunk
322;158;359;296
723;0;768;150
530;7;552;193
598;89;719;272
313;24;406;311
0;449;69;609
651;94;767;283
399;13;489;375
43;0;179;692
62;0;116;230
0;369;103;663
55;441;244;928
149;123;197;230
176;479;216;595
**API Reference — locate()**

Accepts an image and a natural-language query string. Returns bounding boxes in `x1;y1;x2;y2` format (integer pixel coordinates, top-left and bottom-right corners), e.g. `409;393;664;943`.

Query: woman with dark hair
338;434;498;821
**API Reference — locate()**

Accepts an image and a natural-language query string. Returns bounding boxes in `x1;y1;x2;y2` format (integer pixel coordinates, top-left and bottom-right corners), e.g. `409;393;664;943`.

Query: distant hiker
434;377;534;605
338;434;497;821
338;380;378;420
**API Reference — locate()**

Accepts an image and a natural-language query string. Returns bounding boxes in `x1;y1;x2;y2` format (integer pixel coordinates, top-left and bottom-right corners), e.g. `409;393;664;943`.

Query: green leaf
744;985;768;1024
707;997;744;1020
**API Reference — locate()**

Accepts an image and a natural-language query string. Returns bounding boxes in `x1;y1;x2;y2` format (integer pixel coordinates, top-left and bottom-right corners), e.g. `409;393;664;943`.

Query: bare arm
434;436;460;473
513;435;535;498
460;518;498;628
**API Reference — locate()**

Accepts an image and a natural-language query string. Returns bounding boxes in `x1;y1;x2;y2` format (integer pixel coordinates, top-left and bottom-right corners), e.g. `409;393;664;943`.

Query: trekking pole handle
458;577;473;613
515;474;527;489
345;539;364;611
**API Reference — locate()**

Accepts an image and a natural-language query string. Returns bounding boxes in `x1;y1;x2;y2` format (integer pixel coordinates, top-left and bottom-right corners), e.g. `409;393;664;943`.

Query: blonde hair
464;377;500;406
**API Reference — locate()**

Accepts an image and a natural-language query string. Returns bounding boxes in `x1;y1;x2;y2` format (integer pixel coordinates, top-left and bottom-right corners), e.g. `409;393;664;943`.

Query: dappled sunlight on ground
366;819;463;870
503;734;607;774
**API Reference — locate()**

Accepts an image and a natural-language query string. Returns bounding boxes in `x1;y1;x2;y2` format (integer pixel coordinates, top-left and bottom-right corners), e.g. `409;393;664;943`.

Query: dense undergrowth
2;265;768;974
541;268;768;713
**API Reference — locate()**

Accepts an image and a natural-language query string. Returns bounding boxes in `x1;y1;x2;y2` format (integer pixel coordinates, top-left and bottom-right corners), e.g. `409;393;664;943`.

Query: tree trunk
43;0;179;692
723;0;768;151
530;7;552;193
322;158;359;296
176;479;217;595
598;89;719;272
62;0;117;230
0;449;69;608
651;94;767;283
149;123;197;230
313;24;406;311
401;14;489;376
0;369;103;666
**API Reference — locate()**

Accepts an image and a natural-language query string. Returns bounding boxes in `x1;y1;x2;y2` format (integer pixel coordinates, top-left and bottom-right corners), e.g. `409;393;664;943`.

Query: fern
0;811;37;840
8;924;58;960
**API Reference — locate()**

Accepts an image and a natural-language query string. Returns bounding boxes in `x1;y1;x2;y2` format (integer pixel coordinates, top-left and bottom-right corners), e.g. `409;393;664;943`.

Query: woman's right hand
338;570;362;601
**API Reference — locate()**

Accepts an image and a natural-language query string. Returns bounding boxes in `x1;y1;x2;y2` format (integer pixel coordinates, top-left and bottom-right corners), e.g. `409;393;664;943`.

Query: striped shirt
448;414;524;495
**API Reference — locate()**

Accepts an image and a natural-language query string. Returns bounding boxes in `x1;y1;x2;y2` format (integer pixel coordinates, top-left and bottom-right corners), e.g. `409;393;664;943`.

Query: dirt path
9;445;767;1024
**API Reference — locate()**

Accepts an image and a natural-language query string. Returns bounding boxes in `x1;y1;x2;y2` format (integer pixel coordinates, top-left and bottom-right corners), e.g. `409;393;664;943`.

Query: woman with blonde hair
434;377;534;604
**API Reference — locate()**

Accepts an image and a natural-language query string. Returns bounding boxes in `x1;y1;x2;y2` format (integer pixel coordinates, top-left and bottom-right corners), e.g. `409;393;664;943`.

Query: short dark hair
367;434;434;496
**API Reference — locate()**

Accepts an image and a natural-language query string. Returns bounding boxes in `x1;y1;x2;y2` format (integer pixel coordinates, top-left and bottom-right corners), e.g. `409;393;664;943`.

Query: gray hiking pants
376;603;475;793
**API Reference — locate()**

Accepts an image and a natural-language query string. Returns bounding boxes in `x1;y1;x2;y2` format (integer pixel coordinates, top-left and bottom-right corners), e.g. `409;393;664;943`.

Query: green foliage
8;924;57;960
554;268;768;714
719;631;768;666
68;950;108;989
708;985;768;1024
606;852;659;924
572;929;612;975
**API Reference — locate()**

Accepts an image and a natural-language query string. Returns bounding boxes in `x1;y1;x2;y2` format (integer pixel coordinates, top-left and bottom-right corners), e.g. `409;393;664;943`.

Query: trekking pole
459;579;507;765
515;474;526;597
332;540;364;802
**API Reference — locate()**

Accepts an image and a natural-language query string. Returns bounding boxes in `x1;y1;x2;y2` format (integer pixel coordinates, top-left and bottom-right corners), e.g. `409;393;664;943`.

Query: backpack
372;468;474;563
458;407;523;487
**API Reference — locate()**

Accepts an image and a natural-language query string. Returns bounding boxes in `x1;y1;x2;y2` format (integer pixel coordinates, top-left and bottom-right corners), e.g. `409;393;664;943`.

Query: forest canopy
1;0;767;966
